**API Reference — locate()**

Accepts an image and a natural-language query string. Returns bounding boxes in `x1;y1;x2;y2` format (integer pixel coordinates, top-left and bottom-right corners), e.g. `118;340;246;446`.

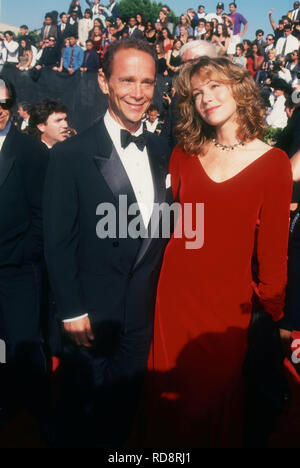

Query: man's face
129;18;136;27
0;86;11;131
5;33;12;42
17;106;26;119
256;32;263;41
86;41;93;51
266;35;274;45
38;112;69;147
71;12;78;20
61;14;68;24
48;37;56;47
217;7;223;14
69;37;77;46
148;110;158;123
284;28;292;36
20;27;28;36
45;17;52;26
98;48;155;133
198;6;205;14
229;4;236;14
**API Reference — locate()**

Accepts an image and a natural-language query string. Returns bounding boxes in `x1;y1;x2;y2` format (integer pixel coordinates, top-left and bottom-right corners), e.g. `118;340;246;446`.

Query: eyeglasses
0;98;14;110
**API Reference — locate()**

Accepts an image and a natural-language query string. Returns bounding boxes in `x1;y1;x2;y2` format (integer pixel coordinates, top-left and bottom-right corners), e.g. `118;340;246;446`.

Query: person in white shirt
3;31;19;64
276;24;299;56
277;55;293;83
266;80;289;128
205;2;224;23
143;104;161;133
78;8;94;48
0;39;7;66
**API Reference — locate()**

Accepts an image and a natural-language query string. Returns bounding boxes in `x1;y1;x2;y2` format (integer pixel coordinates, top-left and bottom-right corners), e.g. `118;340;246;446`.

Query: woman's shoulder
169;145;192;167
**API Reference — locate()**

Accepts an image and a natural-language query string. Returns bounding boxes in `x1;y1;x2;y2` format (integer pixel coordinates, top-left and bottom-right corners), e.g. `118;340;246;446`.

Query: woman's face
155;43;161;54
191;72;237;129
147;22;152;30
94;26;101;35
252;44;258;54
243;41;249;50
236;46;242;56
94;19;101;27
174;40;182;51
205;23;212;32
217;24;223;35
64;39;70;47
181;15;186;25
162;29;168;39
20;40;26;49
136;14;141;23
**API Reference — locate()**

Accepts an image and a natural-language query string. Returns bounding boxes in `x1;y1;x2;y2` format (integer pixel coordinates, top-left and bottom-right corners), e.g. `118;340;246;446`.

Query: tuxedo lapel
132;135;168;270
0;125;16;189
92;119;137;209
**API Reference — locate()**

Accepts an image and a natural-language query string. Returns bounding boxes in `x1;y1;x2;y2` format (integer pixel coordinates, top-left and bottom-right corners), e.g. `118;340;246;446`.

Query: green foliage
118;0;177;24
17;30;40;47
263;127;283;146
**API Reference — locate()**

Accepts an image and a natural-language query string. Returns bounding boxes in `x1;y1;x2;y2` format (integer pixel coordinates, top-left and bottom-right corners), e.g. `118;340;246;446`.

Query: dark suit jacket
0;124;49;270
128;27;144;40
40;24;58;40
43;119;171;332
82;48;100;70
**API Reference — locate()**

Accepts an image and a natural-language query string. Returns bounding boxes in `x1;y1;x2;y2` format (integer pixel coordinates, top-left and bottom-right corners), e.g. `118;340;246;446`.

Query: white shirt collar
104;110;143;150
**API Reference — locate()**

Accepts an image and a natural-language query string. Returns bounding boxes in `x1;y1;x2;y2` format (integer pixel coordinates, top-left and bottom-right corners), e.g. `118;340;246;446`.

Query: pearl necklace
212;138;245;151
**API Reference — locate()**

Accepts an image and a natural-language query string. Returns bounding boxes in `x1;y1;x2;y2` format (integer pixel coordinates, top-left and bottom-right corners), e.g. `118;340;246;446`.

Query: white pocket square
165;174;171;189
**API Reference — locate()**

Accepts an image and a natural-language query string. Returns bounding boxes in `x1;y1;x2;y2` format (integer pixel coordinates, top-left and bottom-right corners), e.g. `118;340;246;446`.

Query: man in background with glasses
0;77;50;433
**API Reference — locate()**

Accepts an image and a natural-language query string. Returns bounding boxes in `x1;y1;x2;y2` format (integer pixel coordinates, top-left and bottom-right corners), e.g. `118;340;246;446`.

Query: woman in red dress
146;57;292;448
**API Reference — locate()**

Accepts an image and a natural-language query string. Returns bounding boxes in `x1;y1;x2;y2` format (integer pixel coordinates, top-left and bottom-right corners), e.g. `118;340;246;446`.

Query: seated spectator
276;23;299;56
194;18;206;39
65;10;80;38
79;8;94;48
90;25;103;53
264;34;275;54
201;21;214;41
80;39;100;71
155;21;163;42
266;78;289;128
68;0;83;19
211;23;230;54
127;17;143;39
277;55;293;83
62;35;84;75
286;49;300;80
16;38;32;71
166;38;182;78
93;3;109;28
232;43;247;68
136;13;146;34
36;36;60;70
145;21;156;45
174;14;194;38
161;28;173;53
40;13;58;41
247;42;264;78
262;48;277;74
3;31;19;64
242;39;252;58
114;16;127;39
57;13;69;46
54;37;70;72
155;42;167;76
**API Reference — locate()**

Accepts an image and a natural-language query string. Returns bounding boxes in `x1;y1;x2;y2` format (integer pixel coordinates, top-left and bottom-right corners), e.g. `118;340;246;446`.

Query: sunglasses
0;98;14;110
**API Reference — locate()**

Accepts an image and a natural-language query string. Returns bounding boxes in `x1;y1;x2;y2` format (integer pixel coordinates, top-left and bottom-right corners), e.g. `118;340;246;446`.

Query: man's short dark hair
4;30;14;38
18;101;30;112
45;13;53;20
102;39;156;80
229;2;237;7
28;98;67;137
60;12;67;18
148;104;159;113
0;75;16;107
256;29;264;36
20;25;29;30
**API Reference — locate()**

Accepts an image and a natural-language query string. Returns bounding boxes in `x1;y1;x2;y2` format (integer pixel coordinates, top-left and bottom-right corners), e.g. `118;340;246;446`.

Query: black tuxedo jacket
0;124;49;270
43;119;172;332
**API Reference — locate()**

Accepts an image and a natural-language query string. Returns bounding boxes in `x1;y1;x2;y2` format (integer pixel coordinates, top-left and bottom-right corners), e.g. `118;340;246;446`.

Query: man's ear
37;123;46;134
98;70;109;95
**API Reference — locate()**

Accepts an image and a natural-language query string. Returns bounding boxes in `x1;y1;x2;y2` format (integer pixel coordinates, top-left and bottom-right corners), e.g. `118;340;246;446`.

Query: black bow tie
120;129;147;152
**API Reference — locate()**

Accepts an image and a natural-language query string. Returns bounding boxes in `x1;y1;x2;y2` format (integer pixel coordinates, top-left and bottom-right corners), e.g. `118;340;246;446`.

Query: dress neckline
196;148;274;185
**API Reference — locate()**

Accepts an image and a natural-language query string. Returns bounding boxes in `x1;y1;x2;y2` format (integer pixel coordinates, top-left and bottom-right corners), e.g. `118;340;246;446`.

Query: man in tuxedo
43;39;171;448
0;77;49;422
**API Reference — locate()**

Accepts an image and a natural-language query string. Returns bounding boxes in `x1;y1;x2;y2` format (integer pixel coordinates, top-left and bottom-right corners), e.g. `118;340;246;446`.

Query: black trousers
0;263;49;421
55;323;153;448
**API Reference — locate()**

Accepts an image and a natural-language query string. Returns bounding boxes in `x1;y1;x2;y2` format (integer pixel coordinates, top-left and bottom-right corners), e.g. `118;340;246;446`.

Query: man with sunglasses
0;77;49;427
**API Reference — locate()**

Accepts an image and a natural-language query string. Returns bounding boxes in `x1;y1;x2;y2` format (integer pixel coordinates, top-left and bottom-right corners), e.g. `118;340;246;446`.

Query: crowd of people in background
0;0;299;135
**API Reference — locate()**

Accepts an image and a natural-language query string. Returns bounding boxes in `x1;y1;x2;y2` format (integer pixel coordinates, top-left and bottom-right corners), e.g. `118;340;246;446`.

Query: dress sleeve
256;149;293;321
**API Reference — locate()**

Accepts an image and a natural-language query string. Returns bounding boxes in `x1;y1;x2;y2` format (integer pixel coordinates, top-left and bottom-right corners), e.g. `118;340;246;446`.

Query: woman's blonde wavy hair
174;56;267;155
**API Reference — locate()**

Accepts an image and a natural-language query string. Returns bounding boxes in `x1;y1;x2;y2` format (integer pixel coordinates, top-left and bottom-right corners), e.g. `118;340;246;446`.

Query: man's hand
64;315;95;347
68;68;75;75
269;9;274;15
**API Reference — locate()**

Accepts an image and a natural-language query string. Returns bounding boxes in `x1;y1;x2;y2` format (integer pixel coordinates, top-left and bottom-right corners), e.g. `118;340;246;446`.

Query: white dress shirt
275;34;299;56
0;122;11;150
266;94;288;129
64;111;155;323
4;40;19;63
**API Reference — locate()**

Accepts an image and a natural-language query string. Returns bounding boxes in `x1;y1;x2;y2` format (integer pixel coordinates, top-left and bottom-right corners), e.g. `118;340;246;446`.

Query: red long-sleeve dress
146;146;292;448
